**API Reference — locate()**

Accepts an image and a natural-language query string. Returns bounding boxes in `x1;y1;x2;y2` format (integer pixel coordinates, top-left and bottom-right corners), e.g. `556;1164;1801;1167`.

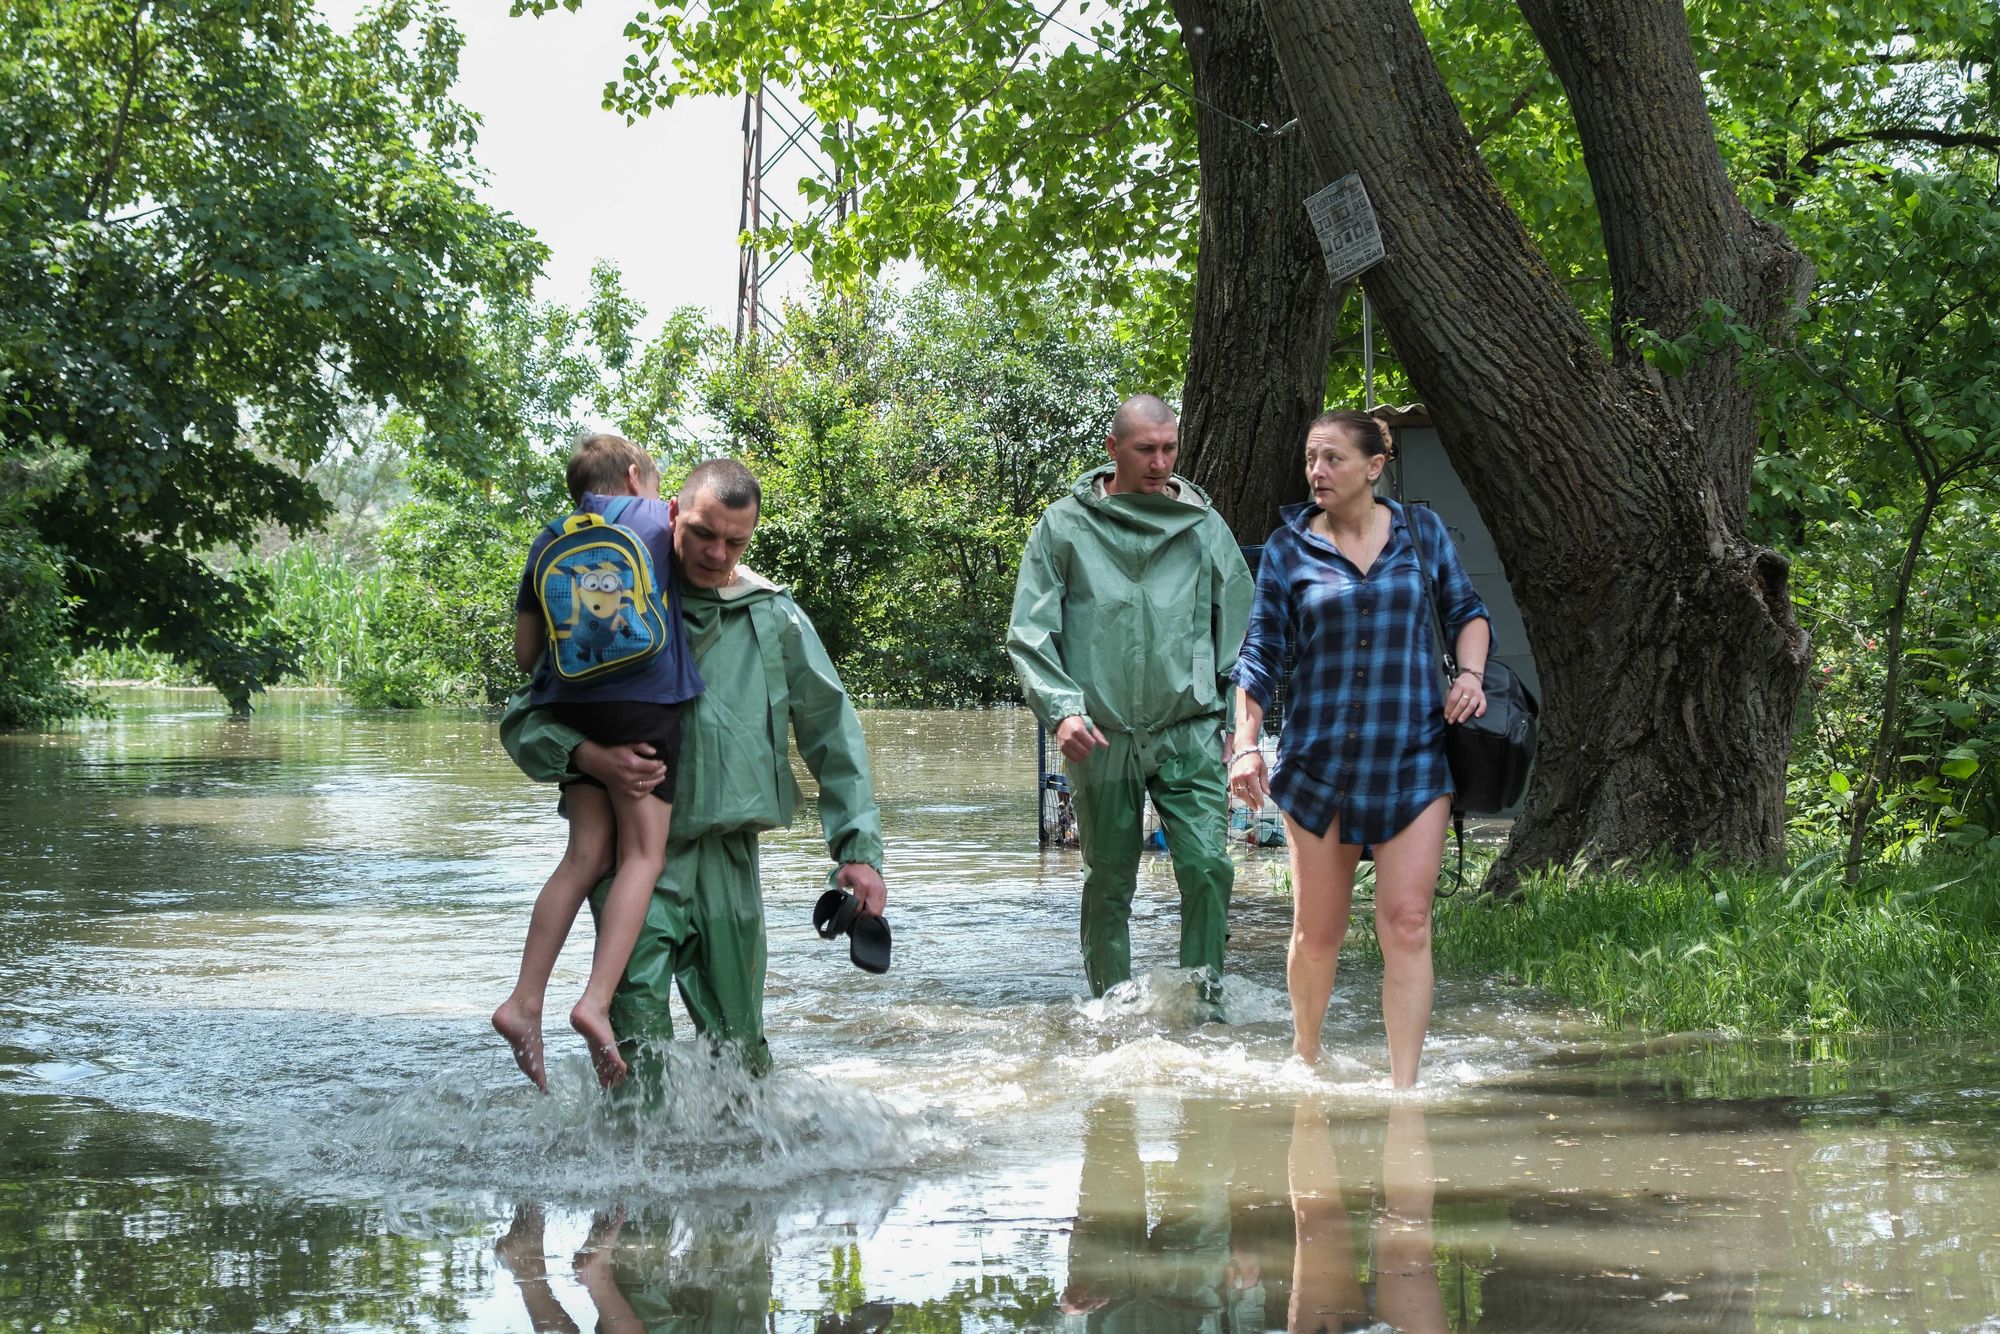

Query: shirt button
1354;670;1365;679
1347;730;1358;739
1359;639;1369;647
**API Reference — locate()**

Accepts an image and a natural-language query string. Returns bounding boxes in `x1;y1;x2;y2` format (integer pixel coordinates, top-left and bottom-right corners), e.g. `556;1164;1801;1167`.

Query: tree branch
86;2;156;221
1796;127;2000;180
1470;81;1540;148
1515;0;1773;354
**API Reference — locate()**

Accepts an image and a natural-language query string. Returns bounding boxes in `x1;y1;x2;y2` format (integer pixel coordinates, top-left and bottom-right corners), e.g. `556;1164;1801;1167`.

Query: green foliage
1433;853;2000;1034
711;282;1133;703
72;542;390;690
522;0;1197;384
0;413;101;726
0;0;543;717
1788;496;2000;860
263;543;390;687
348;485;544;708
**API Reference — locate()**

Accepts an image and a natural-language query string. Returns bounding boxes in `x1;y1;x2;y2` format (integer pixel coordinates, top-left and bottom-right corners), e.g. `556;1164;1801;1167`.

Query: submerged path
2;691;1998;1331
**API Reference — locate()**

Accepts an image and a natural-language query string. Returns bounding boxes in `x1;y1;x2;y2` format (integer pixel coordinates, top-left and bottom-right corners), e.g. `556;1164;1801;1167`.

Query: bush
0;435;101;726
348;493;538;708
0;521;102;726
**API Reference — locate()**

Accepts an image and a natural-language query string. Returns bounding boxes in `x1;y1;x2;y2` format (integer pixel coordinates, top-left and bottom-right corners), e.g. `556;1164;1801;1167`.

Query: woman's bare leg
1371;796;1450;1087
1283;814;1363;1065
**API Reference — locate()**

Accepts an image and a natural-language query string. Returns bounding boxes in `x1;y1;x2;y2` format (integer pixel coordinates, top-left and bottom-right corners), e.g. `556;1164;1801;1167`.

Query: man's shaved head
1103;394;1180;496
1109;393;1178;442
678;457;762;515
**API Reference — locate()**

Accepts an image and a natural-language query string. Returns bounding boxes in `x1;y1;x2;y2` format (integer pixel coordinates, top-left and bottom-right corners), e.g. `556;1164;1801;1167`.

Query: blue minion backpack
531;497;668;682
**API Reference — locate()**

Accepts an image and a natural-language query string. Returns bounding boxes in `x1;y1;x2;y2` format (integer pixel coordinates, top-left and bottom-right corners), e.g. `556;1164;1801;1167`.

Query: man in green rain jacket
500;459;886;1075
1008;395;1254;999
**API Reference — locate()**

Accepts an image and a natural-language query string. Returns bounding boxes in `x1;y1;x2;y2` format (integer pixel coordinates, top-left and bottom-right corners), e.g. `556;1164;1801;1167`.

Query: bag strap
599;495;635;525
1391;472;1458;682
1433;813;1468;897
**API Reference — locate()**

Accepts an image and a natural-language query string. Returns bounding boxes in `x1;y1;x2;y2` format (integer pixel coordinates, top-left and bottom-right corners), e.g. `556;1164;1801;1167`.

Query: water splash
264;1040;957;1211
1074;965;1288;1029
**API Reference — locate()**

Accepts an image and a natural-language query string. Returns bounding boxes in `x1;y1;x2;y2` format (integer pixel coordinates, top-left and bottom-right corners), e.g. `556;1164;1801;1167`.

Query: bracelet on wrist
1226;747;1261;764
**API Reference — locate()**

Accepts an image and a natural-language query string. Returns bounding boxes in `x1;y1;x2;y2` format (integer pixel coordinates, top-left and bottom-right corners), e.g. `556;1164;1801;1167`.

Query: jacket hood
684;564;783;607
1070;465;1215;540
682;565;782;659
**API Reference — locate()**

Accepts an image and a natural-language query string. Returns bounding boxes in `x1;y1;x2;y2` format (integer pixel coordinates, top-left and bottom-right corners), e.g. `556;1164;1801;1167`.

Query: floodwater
3;692;1998;1332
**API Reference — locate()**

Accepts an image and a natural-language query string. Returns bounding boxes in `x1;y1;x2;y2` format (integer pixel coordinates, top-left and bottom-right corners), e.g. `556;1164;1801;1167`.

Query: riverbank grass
1430;853;2000;1034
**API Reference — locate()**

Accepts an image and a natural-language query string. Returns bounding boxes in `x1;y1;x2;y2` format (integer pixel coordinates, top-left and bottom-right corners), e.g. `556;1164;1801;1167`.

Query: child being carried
492;433;703;1090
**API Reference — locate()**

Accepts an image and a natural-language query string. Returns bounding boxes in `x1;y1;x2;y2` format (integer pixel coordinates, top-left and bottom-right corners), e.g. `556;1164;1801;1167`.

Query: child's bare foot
493;998;548;1092
571;998;628;1088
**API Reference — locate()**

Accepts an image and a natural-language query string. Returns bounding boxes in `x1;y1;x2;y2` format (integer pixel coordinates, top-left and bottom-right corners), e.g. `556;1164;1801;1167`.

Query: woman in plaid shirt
1229;411;1493;1086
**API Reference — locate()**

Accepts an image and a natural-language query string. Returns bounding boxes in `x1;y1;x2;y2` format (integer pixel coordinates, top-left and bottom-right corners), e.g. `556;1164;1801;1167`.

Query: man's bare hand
574;740;665;801
1055;714;1110;763
836;862;887;916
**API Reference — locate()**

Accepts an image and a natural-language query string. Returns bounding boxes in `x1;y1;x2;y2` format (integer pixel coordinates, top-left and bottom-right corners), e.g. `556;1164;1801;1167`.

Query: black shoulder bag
1404;501;1540;888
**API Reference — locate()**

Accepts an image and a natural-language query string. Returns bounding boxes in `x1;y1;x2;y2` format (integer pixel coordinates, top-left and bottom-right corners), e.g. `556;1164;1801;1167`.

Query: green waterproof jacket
1008;467;1253;737
499;568;884;870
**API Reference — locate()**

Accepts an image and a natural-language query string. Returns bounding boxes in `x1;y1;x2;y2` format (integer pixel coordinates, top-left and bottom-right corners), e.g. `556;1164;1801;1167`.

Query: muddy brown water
2;691;1997;1331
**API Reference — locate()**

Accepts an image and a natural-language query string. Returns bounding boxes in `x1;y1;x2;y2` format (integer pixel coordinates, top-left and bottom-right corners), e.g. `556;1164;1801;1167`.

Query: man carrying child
500;455;888;1080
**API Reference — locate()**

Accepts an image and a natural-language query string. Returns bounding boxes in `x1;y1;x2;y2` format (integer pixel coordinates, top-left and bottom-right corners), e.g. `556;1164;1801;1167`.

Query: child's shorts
547;700;685;803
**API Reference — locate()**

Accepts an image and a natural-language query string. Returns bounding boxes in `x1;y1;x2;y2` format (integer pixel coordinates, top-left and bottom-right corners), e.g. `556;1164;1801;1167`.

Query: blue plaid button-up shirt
1234;499;1492;844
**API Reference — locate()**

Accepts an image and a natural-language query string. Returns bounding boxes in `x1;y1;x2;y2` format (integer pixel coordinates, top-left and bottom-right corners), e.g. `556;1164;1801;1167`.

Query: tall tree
0;0;543;713
1257;0;1816;888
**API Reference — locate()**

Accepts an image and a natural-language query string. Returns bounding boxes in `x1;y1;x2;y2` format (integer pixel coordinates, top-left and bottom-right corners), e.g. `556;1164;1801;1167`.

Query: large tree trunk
1172;0;1339;544
1257;0;1813;892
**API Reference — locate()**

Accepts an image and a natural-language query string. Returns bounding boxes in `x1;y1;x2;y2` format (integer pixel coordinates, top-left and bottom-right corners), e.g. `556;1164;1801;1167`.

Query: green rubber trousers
1068;721;1233;997
590;827;770;1077
1068;1097;1238;1331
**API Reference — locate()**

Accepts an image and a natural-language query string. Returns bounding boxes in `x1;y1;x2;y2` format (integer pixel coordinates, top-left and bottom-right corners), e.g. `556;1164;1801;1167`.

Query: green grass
263;543;387;686
1429;850;2000;1035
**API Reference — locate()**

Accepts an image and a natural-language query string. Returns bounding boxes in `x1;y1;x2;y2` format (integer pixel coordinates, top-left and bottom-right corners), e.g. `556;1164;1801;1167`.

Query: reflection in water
1064;1097;1261;1330
495;1203;778;1334
1059;1097;1458;1334
1289;1102;1444;1334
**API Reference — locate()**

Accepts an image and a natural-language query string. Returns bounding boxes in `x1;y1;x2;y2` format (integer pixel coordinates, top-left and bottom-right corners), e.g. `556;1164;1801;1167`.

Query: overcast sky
335;1;810;332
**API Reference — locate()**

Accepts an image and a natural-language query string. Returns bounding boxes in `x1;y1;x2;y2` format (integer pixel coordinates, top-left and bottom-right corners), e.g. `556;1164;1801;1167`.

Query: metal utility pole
734;84;859;346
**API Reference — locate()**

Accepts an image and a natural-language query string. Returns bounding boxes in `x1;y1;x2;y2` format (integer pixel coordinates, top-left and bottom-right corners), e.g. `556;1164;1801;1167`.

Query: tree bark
1256;0;1813;891
1172;0;1340;543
